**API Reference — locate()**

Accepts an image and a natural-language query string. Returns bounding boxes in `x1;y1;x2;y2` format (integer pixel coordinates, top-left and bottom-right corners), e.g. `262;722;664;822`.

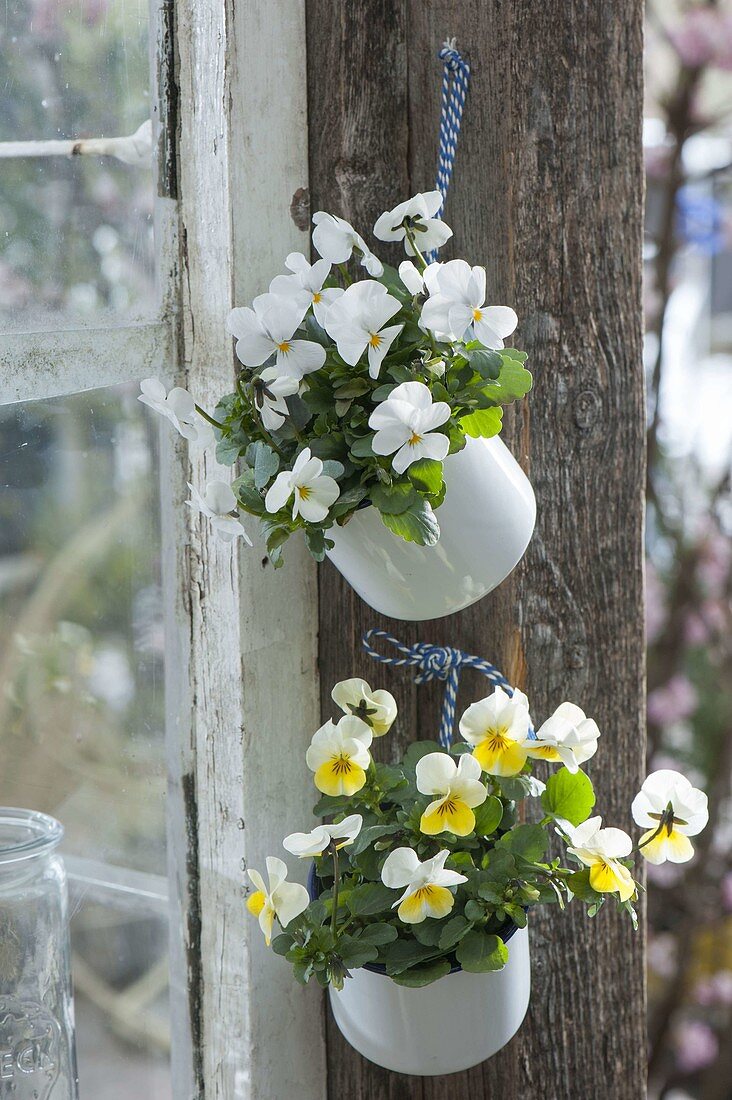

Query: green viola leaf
456;931;509;973
567;868;603;902
304;528;334;562
541;767;596;826
391;958;452;987
472;795;504;837
369;481;418;515
381;938;440;976
460;405;503;439
402;740;447;771
496;823;548;863
356;923;398;946
411;919;445;947
246;441;280;488
484;359;533;404
407;458;444;495
349;434;377;458
438;915;473;951
271;934;294;957
495;775;537;801
467;347;503;379
336;935;379;970
320;459;345;479
333;378;371;400
348;823;402;857
216;433;244;466
380;499;440;546
346;882;396;918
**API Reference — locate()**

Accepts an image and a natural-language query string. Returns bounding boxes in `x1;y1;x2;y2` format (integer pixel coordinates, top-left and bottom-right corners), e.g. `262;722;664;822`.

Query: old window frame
0;1;325;1095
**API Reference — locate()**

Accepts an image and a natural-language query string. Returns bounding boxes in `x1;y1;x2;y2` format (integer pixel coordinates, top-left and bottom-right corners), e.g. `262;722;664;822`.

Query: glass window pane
0;382;170;1098
0;2;155;330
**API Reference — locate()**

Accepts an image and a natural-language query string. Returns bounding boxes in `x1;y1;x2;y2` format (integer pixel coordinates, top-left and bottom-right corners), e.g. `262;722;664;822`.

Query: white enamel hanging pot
308;866;530;1076
326;434;536;622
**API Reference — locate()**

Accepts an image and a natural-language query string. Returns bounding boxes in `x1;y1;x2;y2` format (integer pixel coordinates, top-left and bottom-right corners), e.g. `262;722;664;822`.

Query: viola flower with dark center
331;677;397;736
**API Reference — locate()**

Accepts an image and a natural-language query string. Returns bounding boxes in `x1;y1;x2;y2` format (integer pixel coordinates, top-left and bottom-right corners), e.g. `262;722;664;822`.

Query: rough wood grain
308;2;646;1097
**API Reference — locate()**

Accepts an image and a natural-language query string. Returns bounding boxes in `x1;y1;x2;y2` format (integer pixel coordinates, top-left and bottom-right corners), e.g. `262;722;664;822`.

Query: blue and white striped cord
426;37;471;264
362;629;515;750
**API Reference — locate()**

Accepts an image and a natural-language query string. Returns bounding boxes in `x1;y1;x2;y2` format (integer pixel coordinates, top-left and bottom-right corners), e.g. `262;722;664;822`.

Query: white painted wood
171;2;324;1098
0;121;153;167
0;322;171;405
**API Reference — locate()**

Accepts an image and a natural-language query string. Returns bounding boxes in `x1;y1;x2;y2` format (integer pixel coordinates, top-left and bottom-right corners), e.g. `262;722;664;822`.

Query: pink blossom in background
648;932;678;980
648;674;699;727
669;8;732;71
675;1019;719;1074
645;143;673;181
646;860;685;888
694;971;732;1007
683;611;710;646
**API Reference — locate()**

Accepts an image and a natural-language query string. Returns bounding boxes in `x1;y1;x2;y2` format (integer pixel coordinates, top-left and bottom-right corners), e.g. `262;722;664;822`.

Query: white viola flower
246;856;309;946
415;752;487;837
373;191;453;256
398;260;426;295
227;295;325;379
186;481;252;545
381;847;467;924
459;687;532;776
566;816;636;902
368;380;451;474
264;447;340;523
631;770;709;865
421;258;518;348
252;367;300;431
525;702;600;774
269;252;345;327
322;280;403;379
331;677;397;737
138;377;204;442
305;715;373;797
283;814;363;858
311;211;383;276
188;420;216;454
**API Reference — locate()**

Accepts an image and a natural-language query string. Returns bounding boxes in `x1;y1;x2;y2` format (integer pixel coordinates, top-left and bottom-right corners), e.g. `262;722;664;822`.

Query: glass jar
0;808;78;1099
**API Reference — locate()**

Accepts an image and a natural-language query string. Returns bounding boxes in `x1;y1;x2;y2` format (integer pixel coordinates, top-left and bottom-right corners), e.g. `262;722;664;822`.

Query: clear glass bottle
0;808;79;1099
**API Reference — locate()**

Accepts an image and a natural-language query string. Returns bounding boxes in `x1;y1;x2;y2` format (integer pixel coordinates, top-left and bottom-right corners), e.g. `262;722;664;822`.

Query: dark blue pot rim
306;862;522;978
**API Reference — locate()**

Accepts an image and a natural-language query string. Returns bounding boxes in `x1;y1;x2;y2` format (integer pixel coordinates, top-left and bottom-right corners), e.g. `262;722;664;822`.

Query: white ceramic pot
329;925;531;1076
326;435;536;621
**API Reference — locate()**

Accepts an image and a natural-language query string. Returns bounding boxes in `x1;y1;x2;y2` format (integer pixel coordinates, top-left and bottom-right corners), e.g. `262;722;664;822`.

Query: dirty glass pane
0;2;155;330
0;382;170;1098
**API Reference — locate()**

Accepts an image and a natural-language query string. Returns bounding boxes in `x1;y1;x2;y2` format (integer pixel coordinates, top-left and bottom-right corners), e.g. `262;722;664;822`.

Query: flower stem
403;224;428;273
338;263;352;287
194;403;225;429
330;843;340;937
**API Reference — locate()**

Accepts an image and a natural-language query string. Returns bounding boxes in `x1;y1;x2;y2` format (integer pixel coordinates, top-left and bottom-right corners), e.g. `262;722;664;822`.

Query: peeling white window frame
0;1;325;1096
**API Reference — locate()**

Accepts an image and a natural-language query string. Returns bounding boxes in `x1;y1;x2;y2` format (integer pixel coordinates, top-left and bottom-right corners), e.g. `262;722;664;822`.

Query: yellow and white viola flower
525;701;600;774
246;856;309;946
381;847;467;924
305;715;373;797
331;677;397;736
566;816;636;902
631;769;708;865
458;686;532;776
283;814;363;858
416;752;488;837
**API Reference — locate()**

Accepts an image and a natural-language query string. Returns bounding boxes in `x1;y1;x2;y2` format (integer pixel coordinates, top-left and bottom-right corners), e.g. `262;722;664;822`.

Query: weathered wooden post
308;2;646;1097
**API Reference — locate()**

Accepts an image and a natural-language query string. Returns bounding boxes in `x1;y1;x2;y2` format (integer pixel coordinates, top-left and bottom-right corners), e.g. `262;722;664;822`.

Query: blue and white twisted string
426;37;471;264
362;629;517;750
